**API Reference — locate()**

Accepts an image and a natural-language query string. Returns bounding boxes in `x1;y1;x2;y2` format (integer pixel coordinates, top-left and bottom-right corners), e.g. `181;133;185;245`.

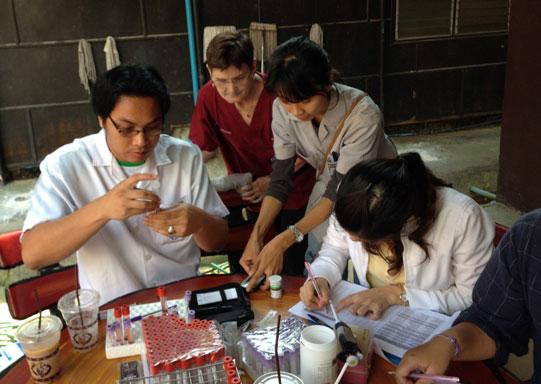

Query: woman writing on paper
300;152;494;318
240;36;396;290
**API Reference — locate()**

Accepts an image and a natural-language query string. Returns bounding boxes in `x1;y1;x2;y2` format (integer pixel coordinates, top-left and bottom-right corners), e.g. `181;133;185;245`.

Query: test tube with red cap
121;305;133;344
179;357;191;383
225;360;236;372
210;347;225;362
156;286;167;315
113;307;123;345
227;369;238;383
164;362;177;383
194;354;207;383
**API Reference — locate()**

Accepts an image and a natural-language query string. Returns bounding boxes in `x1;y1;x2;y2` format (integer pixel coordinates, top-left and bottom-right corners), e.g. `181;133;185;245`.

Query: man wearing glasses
189;31;315;275
21;64;229;304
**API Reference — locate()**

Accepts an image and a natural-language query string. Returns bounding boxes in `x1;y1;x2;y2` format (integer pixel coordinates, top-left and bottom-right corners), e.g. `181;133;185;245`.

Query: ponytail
400;152;450;262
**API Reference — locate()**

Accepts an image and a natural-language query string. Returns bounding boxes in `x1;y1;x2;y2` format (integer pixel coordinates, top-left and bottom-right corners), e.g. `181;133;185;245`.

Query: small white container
269;275;282;299
300;325;337;384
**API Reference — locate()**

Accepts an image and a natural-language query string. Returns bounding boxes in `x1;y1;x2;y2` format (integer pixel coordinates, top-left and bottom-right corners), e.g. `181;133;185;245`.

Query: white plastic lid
16;315;62;345
57;289;100;314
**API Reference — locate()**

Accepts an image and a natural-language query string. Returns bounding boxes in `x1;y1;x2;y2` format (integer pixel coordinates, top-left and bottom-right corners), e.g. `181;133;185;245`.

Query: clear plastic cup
16;315;62;382
57;289;100;351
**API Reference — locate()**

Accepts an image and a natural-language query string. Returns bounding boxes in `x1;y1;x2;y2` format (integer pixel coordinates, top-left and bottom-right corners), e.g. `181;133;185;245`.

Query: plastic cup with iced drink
16;315;62;382
58;289;100;351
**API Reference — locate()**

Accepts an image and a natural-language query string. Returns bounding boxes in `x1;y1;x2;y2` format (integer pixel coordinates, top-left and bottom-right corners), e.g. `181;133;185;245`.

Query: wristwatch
288;225;304;243
397;284;409;306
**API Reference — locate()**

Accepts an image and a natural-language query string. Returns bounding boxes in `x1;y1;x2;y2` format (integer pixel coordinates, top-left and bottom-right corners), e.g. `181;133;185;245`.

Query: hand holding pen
299;261;331;310
388;371;461;384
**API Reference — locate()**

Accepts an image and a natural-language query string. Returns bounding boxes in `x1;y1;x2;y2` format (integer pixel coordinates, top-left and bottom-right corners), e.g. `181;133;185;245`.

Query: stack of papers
289;280;458;359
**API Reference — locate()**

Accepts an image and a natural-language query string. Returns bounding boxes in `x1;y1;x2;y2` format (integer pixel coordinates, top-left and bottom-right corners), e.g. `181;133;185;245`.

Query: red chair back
0;230;23;268
0;229;77;320
494;223;509;246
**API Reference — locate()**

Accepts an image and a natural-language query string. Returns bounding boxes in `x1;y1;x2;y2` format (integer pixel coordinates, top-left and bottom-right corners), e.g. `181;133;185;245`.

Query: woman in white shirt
300;152;494;318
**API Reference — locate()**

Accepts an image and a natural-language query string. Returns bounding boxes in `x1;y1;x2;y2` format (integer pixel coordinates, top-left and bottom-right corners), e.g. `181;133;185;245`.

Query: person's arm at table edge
396;322;497;384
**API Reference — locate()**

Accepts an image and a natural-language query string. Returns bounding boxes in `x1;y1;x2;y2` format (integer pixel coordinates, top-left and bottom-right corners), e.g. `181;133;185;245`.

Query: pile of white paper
289;280;459;359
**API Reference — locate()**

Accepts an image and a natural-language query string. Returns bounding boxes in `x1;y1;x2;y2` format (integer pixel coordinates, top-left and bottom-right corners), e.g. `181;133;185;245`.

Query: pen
387;371;461;383
306;309;335;321
307;314;332;328
304;261;323;300
328;299;340;323
2;348;11;361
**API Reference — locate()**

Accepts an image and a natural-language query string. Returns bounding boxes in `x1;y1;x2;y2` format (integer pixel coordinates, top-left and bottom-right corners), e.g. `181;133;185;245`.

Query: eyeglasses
212;71;252;88
108;115;162;138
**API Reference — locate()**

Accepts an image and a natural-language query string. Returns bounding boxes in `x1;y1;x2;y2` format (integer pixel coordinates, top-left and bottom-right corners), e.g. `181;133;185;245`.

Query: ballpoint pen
387;371;461;383
307;309;335;321
304;261;323;301
307;314;332;328
328;299;340;323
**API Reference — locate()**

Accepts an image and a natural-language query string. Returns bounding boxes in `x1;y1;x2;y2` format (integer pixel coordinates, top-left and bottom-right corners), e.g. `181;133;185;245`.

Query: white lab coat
310;187;494;315
23;130;228;305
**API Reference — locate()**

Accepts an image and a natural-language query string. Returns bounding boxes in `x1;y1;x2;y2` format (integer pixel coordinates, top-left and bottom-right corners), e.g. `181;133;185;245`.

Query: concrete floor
0;125;530;378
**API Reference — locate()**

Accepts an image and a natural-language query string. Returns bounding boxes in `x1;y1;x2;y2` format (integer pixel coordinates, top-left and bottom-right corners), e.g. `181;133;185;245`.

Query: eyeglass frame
211;70;253;88
108;115;163;138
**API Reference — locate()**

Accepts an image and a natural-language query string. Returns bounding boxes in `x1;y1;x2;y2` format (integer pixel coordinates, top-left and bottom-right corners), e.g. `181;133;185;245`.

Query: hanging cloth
309;23;324;47
203;26;237;62
104;36;121;70
77;39;97;94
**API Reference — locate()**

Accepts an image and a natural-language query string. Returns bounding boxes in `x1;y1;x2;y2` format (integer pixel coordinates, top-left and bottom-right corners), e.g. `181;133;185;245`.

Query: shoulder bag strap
318;94;366;176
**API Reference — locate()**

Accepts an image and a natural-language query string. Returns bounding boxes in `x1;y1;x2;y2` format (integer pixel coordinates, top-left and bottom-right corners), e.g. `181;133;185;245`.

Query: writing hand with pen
299;277;331;311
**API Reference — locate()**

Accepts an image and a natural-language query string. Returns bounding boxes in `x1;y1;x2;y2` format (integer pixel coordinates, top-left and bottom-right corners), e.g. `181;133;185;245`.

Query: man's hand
335;285;402;320
394;337;455;384
237;176;270;203
299;277;331;311
143;203;204;237
240;235;263;275
98;173;160;220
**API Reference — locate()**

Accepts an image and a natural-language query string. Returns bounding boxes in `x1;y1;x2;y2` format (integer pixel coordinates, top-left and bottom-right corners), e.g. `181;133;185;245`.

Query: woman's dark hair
266;36;338;103
91;64;171;121
334;152;451;274
206;31;254;70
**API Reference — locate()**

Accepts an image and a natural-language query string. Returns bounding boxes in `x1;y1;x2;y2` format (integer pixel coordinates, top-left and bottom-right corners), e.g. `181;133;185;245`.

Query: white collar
91;129;172;168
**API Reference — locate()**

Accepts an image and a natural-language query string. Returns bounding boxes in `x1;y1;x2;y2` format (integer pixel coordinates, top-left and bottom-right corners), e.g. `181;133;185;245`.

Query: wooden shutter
455;0;509;34
396;0;454;40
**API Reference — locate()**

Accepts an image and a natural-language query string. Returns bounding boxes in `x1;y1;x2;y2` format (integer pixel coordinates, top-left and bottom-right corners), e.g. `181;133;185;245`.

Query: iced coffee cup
16;315;62;382
58;289;100;351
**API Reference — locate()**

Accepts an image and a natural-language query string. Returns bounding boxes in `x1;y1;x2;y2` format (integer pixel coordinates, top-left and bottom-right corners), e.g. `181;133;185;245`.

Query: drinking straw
75;265;84;327
33;289;42;341
275;314;282;384
33;289;42;329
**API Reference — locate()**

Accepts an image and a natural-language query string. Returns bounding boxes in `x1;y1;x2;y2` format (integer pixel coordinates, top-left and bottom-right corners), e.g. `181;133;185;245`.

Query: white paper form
289;280;458;358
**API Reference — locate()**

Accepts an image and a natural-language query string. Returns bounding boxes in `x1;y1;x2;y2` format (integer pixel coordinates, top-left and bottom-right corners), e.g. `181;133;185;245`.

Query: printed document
289;280;459;358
